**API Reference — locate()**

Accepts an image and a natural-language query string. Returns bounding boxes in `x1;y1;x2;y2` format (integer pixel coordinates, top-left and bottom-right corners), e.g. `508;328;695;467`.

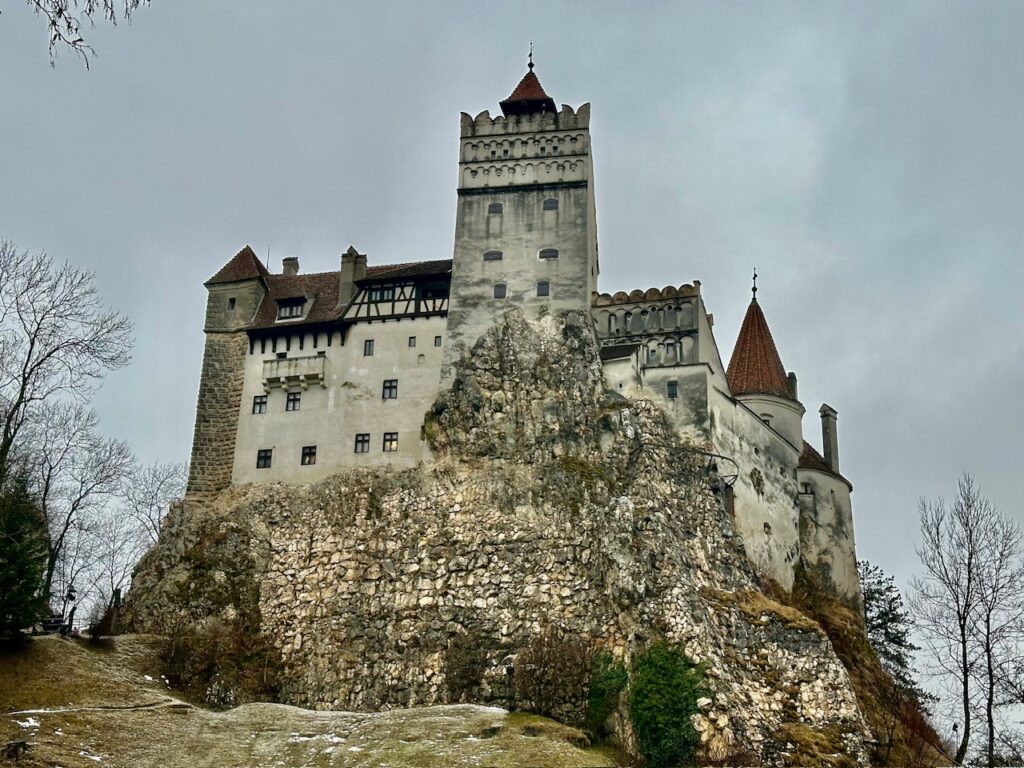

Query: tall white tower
442;58;598;380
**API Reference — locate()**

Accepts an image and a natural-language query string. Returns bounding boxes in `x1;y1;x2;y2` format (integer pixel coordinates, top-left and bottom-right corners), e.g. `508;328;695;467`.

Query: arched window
607;314;617;335
538;248;559;260
543;198;558;211
536;281;550;297
488;202;503;214
493;283;507;299
483;250;503;261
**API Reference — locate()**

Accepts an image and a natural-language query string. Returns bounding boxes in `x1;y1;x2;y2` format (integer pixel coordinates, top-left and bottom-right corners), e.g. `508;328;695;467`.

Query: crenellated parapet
459;103;591;137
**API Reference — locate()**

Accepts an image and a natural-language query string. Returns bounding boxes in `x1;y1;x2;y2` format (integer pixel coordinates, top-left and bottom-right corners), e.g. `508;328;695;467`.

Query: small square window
383;432;398;452
256;449;272;468
382;379;398;399
493;283;507;299
364;339;374;357
286;392;301;411
434;335;442;347
667;381;679;400
252;395;267;414
301;446;317;465
536;281;550;297
408;336;416;348
542;198;558;211
354;433;370;453
488;202;503;214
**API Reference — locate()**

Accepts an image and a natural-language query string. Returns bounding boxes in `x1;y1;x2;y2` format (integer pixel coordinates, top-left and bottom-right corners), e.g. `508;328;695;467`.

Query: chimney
787;371;798;400
282;256;299;276
819;403;839;473
339;245;367;306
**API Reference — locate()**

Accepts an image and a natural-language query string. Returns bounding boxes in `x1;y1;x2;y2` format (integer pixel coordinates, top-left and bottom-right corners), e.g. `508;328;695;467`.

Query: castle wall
187;331;249;494
709;386;801;590
798;470;862;607
231;318;445;485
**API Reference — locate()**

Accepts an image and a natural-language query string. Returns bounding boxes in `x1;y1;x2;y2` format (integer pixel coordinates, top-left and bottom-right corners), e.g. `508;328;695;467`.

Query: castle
187;59;860;605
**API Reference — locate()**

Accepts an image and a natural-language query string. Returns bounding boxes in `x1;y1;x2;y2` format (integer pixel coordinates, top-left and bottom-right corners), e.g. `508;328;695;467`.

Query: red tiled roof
726;299;794;400
799;441;852;489
500;68;557;117
206;246;270;285
363;259;452;281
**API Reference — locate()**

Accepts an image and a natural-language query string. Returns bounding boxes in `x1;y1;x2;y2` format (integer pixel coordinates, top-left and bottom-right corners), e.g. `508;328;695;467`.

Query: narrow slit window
408;336;416;348
363;339;374;357
434;336;442;347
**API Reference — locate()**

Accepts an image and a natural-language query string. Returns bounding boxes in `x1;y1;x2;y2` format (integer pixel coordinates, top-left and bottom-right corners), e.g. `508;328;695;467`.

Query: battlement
460;103;591;137
593;282;701;306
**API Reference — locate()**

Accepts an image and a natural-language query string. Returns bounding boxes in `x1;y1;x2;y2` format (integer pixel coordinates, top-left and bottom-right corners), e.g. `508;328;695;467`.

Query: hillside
0;635;614;768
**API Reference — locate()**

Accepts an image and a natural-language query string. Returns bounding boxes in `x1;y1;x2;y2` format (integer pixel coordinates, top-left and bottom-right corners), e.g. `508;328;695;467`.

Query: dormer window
277;298;306;319
368;285;395;302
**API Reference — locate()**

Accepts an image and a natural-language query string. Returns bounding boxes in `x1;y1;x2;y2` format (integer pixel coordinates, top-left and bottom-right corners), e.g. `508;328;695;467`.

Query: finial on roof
528;42;534;71
752;268;758;301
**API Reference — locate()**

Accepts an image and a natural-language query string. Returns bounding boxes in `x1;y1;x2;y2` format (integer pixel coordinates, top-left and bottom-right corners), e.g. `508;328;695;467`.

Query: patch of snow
347;745;363;752
16;717;39;728
54;728;64;736
78;750;103;762
144;674;154;681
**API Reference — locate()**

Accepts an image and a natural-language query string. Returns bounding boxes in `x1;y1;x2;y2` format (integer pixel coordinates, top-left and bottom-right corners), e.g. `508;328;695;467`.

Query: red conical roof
500;64;556;117
726;299;794;400
206;245;270;285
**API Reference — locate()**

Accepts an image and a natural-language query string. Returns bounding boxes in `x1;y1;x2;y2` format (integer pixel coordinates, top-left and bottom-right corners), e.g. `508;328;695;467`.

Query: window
801;482;813;494
368;285;395;302
383;432;398;452
538;248;559;260
286;392;301;411
483;250;503;262
647;347;657;363
301;446;317;465
252;395;267;414
277;298;305;319
256;449;272;468
542;198;558;211
536;281;550;297
382;379;398;399
551;144;559;155
667;381;678;400
408;336;416;348
665;342;676;362
354;433;370;453
493;283;507;299
363;339;374;356
434;335;442;347
228;297;236;311
760;414;772;426
488;202;503;214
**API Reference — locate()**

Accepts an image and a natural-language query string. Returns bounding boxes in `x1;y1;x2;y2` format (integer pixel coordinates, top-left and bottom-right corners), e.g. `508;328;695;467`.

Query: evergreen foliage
629;640;707;768
858;560;930;704
0;476;48;634
586;651;627;738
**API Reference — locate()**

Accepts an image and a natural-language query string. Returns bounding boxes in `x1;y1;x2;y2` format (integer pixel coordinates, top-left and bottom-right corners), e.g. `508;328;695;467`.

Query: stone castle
188;59;860;605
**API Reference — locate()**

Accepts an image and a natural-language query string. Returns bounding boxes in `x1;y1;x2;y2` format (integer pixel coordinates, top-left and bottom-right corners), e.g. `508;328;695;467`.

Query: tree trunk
956;618;971;765
986;614;995;768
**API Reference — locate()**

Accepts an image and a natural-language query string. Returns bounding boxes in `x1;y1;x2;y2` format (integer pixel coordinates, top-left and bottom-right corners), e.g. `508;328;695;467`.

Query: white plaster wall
798;469;862;606
232;317;446;485
709;386;801;589
735;393;804;452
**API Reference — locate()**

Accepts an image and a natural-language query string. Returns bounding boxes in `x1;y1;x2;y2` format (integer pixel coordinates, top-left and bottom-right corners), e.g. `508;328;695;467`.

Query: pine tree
858;560;930;704
0;475;48;634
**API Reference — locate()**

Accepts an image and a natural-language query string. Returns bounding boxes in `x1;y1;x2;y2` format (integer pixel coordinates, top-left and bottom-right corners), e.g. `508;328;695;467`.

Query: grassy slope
1;635;616;768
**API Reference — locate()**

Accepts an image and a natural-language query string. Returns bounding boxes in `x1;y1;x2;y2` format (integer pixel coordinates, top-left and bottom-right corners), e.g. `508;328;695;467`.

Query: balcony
263;354;326;390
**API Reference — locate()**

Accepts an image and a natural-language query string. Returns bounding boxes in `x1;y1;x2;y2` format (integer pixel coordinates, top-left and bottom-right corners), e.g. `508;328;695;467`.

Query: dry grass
702;587;824;635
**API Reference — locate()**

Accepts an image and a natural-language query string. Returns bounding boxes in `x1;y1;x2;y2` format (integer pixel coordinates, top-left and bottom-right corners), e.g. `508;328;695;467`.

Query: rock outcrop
126;309;871;765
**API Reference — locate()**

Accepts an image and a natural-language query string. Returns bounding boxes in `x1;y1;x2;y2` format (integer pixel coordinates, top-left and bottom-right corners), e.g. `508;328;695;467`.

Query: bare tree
122;461;186;546
25;402;133;605
0;241;132;489
910;474;990;765
24;0;150;67
83;506;145;621
972;509;1024;768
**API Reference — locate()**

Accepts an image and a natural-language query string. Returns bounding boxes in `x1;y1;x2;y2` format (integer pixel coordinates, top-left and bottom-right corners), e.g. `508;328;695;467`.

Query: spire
751;267;758;301
499;47;556;117
726;286;795;400
206;245;270;286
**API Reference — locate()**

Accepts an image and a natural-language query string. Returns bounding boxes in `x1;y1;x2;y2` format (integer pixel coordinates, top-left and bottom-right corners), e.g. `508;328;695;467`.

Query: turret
725;275;804;449
203;245;268;331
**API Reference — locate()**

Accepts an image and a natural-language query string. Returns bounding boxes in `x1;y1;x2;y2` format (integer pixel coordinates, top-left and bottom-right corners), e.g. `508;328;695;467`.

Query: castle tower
442;58;598;380
726;284;805;449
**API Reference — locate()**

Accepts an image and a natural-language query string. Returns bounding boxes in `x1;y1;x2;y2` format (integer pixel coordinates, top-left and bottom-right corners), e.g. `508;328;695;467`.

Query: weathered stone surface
127;309;871;765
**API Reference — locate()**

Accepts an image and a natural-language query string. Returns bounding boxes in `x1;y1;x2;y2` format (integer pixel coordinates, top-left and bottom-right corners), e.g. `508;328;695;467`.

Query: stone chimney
282;256;299;276
339;246;367;306
819;403;839;473
787;371;798;400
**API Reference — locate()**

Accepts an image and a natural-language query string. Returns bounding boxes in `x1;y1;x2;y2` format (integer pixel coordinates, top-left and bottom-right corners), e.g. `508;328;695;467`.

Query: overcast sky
2;1;1022;592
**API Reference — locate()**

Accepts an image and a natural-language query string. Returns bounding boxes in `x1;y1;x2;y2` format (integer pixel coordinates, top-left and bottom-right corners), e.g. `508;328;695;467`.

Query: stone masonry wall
186;332;247;494
130;310;871;765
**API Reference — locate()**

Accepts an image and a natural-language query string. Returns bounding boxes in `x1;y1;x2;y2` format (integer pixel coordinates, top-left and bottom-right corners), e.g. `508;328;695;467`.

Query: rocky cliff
126;309;871;765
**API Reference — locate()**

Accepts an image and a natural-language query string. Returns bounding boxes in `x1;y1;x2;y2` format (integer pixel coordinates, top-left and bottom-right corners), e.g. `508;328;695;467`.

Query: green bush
629;640;707;768
0;476;48;634
586;651;628;738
